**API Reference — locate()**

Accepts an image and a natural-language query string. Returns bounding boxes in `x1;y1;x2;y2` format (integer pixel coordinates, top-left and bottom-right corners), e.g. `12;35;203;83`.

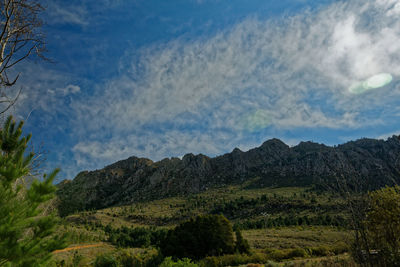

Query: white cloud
376;131;400;140
72;129;243;168
67;0;400;165
58;84;81;95
14;0;400;178
11;64;76;114
45;0;126;26
46;3;89;26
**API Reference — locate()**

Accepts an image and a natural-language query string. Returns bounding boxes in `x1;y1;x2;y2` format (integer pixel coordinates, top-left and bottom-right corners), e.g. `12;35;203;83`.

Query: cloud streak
68;0;400;167
44;0;126;26
16;0;400;178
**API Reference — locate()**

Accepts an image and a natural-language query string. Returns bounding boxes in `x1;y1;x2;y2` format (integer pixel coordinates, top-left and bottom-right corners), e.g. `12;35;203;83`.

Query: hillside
57;135;400;215
56;185;352;265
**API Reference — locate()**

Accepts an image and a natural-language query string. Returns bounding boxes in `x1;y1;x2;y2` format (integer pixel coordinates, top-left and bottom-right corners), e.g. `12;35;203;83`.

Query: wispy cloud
46;2;89;26
44;0;126;26
67;0;400;168
16;0;400;178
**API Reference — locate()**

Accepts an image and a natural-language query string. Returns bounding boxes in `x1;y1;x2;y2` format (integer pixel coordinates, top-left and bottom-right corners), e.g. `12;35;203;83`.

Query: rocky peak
293;141;329;153
260;138;289;150
57;136;400;215
105;156;153;171
232;147;243;154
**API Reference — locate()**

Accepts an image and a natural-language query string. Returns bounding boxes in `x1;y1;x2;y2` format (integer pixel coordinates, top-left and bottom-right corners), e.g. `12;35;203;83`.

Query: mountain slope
57;136;400;215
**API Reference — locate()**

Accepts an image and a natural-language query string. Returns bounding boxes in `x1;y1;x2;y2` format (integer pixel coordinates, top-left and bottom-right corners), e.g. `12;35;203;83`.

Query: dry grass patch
243;226;352;250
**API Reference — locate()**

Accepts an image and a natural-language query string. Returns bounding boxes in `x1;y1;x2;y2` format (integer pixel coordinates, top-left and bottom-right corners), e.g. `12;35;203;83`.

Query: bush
160;257;199;267
287;248;307;258
161;215;235;260
235;229;250;254
309;246;329;257
331;242;349;255
199;253;268;267
117;248;163;267
107;226;167;249
267;248;309;261
94;254;119;267
266;249;285;261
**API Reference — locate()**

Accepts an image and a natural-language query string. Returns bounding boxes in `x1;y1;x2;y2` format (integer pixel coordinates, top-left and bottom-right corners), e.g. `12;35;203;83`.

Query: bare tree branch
0;0;46;113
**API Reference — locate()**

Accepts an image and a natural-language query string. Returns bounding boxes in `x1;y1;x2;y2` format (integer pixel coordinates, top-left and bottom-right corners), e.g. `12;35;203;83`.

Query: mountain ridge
57;135;400;215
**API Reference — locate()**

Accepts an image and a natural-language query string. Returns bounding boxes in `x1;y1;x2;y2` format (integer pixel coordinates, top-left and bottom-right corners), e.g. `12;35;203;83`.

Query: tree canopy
161;214;236;260
364;186;400;266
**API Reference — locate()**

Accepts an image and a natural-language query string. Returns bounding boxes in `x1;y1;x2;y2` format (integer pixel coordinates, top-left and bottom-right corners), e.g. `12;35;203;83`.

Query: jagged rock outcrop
57;136;400;215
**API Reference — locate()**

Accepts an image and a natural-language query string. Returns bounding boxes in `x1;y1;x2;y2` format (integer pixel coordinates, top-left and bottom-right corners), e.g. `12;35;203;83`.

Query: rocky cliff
57;136;400;215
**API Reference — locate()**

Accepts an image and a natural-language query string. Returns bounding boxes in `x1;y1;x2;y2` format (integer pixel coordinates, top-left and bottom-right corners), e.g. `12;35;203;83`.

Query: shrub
199;253;268;267
268;249;286;261
160;257;199;267
309;246;330;256
161;214;235;260
331;242;349;255
287;248;308;258
117;248;163;267
235;229;251;254
267;248;309;261
94;254;119;267
107;225;168;249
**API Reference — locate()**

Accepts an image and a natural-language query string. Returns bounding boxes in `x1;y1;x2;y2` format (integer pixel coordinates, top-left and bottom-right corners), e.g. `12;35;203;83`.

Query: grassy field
237;254;356;266
52;242;115;266
52;227;354;266
52;243;156;266
56;186;354;266
243;227;351;250
67;186;346;228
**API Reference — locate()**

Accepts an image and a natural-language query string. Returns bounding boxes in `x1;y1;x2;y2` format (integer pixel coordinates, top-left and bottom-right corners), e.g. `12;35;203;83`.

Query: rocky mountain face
57;136;400;215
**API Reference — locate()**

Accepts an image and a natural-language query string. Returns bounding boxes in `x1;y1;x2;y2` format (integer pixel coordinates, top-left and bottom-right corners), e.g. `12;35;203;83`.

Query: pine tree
0;116;66;266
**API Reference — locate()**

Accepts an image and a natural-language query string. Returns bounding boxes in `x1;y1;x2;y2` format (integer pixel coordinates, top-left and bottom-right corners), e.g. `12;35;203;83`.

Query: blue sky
8;0;400;181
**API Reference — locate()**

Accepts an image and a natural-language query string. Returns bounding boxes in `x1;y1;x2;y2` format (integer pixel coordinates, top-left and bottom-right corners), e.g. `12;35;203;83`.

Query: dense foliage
235;214;347;230
161;214;236;260
105;225;167;249
160;257;198;267
94;254;119;267
0;116;66;266
353;186;400;266
94;248;164;267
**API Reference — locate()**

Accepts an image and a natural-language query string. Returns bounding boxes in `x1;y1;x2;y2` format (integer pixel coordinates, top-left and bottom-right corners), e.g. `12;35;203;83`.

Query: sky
7;0;400;181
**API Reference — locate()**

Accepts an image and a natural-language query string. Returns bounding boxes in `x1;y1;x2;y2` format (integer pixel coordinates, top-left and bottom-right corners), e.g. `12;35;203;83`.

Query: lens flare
239;109;271;131
349;73;393;94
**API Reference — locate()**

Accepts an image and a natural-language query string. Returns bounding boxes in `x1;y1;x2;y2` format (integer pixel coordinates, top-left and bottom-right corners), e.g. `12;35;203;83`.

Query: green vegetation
106;225;167;248
350;185;400;266
4;121;396;267
52;186;355;266
94;254;119;267
1;1;368;266
71;186;347;230
366;186;400;265
242;227;351;250
160;257;199;267
0;116;66;266
161;215;235;260
235;229;250;254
